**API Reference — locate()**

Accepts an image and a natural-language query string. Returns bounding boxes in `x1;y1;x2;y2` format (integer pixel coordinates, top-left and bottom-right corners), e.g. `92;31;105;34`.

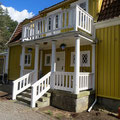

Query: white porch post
74;36;80;94
20;45;25;77
34;44;39;83
51;40;56;89
92;44;96;90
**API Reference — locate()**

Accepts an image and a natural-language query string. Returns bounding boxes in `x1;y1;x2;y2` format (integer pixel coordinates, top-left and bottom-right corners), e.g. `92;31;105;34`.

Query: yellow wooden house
6;0;120;112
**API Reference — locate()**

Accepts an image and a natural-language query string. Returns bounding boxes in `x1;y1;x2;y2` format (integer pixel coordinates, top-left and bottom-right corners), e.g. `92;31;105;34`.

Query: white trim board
95;17;120;29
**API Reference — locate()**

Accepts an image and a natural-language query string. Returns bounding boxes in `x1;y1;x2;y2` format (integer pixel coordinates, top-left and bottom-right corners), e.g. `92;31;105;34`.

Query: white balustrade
79;73;93;91
22;5;93;41
77;5;93;34
12;70;93;107
12;71;35;100
53;72;74;92
53;72;93;92
31;72;51;108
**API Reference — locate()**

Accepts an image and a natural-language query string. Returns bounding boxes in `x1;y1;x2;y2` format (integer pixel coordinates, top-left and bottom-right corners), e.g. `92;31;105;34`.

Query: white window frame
24;53;32;67
48;17;52;31
70;52;75;67
71;0;88;12
45;54;51;66
70;51;90;67
55;14;59;29
80;51;90;67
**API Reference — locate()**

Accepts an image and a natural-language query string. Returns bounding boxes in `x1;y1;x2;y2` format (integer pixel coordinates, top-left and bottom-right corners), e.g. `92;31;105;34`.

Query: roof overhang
95;17;120;29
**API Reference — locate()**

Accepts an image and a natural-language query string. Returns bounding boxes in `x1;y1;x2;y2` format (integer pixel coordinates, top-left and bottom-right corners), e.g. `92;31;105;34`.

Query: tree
0;3;18;52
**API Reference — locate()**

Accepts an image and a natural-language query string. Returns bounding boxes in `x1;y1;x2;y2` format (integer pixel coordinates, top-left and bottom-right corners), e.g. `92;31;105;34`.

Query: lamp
28;48;33;52
60;43;66;50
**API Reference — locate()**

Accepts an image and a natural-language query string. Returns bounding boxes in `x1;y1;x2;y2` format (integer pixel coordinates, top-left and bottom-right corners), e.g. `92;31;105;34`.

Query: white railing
76;5;93;34
53;72;74;92
53;72;93;92
79;73;93;91
12;71;35;100
22;5;93;41
31;72;51;108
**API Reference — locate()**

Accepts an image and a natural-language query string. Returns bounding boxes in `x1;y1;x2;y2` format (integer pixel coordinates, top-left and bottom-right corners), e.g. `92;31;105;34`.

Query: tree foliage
0;3;18;52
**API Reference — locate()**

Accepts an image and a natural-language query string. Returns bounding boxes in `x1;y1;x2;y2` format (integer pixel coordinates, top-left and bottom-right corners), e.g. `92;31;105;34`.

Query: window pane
28;55;31;64
48;18;51;30
46;56;50;64
56;15;59;28
80;2;86;11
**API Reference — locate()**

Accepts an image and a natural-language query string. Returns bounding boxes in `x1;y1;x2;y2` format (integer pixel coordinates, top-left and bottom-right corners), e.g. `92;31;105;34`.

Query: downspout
88;98;97;112
88;38;98;112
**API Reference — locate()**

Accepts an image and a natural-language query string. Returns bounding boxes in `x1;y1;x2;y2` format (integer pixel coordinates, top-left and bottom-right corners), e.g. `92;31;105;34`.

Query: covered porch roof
21;31;96;49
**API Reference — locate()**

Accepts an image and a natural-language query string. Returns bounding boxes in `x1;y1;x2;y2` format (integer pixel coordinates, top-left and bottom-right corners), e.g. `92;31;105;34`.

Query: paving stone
0;100;56;120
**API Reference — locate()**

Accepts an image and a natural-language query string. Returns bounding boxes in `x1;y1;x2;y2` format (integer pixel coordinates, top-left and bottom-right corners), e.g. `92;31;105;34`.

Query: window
24;54;31;66
70;51;90;67
80;2;87;11
55;15;59;29
81;51;90;67
45;54;51;66
48;17;51;30
71;52;75;66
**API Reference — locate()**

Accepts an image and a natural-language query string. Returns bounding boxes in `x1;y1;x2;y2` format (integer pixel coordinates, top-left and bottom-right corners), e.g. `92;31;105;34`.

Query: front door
56;52;65;72
0;58;4;75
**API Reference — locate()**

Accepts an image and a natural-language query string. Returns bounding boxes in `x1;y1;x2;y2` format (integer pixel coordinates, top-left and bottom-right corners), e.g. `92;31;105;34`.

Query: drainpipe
88;98;97;112
87;39;98;112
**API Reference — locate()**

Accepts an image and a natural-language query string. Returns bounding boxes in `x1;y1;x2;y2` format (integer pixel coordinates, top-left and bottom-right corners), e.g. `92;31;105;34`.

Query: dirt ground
0;84;119;120
39;106;119;120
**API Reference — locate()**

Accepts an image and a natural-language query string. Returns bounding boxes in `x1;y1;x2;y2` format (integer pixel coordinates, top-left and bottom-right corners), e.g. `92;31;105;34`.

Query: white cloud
1;5;34;23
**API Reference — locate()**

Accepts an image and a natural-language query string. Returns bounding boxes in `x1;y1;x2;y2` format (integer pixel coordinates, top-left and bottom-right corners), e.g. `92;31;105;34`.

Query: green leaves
0;4;18;52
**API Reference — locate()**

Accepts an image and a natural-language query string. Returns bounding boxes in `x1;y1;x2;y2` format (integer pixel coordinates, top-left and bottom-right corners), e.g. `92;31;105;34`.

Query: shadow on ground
0;84;12;100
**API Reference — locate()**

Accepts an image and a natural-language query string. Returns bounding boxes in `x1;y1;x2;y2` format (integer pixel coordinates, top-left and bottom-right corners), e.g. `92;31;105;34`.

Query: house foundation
50;90;95;112
97;97;120;112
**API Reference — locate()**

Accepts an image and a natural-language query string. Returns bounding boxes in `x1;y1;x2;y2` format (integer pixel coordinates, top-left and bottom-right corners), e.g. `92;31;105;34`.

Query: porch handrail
79;72;93;91
12;70;35;100
31;72;51;108
76;5;93;34
53;72;93;93
53;71;74;92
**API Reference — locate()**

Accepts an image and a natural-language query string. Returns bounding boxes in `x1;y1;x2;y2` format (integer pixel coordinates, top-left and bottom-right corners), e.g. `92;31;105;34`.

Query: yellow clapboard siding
115;25;119;98
96;25;120;100
103;28;107;96
8;45;22;80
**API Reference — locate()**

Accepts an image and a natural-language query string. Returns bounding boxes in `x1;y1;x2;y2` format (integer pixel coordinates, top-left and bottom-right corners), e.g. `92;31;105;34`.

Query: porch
12;31;96;108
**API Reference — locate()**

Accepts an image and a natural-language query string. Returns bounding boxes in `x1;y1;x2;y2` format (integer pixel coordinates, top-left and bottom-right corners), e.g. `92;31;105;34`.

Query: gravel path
0;100;55;120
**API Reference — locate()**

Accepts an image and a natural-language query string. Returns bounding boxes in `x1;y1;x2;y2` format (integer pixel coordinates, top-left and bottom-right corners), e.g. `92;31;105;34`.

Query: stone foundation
50;90;95;113
97;97;120;112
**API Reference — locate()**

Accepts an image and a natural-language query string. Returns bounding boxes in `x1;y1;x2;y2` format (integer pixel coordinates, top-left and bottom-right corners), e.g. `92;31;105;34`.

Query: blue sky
1;0;63;15
1;0;63;22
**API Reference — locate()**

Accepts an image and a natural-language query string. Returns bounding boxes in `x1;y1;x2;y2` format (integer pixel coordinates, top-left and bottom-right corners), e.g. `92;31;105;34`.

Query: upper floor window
48;17;51;31
24;53;31;66
55;15;59;29
80;2;87;11
38;21;42;32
